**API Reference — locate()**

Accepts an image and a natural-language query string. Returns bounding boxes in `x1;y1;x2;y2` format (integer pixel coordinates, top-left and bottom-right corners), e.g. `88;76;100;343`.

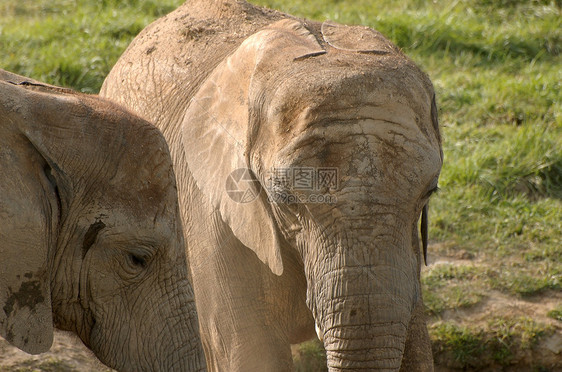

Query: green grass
1;0;560;369
548;306;562;321
431;322;487;367
0;0;181;92
431;316;553;368
293;341;328;372
422;264;486;314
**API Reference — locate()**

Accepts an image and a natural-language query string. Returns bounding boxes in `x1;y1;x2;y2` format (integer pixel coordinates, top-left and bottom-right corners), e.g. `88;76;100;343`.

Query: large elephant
101;1;442;370
0;70;206;372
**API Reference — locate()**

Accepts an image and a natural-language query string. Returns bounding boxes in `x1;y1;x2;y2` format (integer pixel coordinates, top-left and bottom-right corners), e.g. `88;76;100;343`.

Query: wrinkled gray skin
102;1;442;370
0;70;206;372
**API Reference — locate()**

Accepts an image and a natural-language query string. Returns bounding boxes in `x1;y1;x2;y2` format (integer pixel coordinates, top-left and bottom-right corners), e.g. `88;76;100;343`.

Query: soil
426;249;562;372
0;331;113;372
1;248;560;371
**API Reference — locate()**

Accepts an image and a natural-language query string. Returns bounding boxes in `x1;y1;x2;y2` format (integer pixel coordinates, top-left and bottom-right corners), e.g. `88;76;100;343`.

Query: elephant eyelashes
424;185;440;200
129;253;148;269
126;245;156;271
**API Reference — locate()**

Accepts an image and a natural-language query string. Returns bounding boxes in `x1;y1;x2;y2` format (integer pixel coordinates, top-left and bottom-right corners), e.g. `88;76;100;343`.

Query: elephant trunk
155;312;206;372
309;231;418;371
152;266;206;372
321;293;411;371
88;262;206;372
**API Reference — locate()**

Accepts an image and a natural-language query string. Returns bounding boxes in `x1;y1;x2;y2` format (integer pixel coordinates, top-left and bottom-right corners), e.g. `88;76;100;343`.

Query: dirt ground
0;331;113;372
1;250;560;371
426;251;562;372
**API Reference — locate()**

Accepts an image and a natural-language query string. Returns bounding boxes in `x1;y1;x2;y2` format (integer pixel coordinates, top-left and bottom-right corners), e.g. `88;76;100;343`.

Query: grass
431;316;553;368
548;306;562;322
422;263;486;314
0;0;180;92
293;341;328;372
1;0;560;370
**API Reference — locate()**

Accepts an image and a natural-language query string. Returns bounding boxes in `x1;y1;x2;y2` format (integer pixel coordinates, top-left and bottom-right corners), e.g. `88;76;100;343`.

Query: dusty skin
0;70;205;372
101;1;441;371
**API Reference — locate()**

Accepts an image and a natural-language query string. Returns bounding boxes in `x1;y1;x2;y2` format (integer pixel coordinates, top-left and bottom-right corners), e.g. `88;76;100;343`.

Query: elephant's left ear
182;20;324;276
0;166;55;354
0;79;55;354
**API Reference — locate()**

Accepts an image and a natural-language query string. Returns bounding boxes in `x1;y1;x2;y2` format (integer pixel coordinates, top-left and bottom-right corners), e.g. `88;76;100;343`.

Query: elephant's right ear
182;20;324;275
0;79;57;354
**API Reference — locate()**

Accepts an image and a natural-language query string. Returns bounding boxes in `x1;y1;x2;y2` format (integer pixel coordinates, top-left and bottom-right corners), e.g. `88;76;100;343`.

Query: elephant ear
321;20;398;54
0;79;59;354
182;19;324;275
0;75;122;353
0;69;67;91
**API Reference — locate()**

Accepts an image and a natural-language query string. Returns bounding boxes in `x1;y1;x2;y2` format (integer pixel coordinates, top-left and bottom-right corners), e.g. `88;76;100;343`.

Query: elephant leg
187;223;295;371
400;298;434;372
199;317;293;372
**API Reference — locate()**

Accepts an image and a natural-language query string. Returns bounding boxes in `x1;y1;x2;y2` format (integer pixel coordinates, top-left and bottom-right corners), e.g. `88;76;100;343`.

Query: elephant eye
423;185;440;200
129;253;148;269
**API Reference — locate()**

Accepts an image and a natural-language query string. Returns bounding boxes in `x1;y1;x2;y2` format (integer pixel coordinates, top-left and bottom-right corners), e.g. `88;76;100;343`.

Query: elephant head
182;20;442;370
0;70;205;371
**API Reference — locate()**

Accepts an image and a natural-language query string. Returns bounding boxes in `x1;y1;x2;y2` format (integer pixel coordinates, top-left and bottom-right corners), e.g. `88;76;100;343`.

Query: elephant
0;69;206;372
101;1;442;370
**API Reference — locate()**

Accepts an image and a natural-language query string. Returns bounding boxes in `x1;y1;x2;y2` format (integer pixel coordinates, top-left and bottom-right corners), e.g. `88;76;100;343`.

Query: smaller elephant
0;70;206;372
